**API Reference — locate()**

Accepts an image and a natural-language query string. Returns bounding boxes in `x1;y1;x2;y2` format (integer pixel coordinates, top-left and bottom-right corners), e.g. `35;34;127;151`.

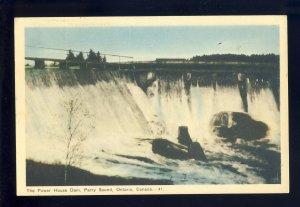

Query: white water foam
25;70;280;184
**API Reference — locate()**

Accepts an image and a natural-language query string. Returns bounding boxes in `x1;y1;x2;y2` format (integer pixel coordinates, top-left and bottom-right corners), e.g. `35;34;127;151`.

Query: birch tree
63;96;95;185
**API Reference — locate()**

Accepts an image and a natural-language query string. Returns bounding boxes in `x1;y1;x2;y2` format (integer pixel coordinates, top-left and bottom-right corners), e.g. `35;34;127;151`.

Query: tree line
190;54;279;64
66;49;106;63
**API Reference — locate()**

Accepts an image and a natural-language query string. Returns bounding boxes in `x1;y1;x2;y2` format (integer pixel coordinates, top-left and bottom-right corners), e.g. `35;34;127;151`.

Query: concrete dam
25;65;281;184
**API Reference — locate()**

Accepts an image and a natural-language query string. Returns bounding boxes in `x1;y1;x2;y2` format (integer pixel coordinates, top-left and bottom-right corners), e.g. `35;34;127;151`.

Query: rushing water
25;69;280;184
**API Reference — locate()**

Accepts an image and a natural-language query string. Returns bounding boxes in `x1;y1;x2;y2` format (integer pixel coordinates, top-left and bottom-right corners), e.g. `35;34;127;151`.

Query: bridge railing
25;57;135;70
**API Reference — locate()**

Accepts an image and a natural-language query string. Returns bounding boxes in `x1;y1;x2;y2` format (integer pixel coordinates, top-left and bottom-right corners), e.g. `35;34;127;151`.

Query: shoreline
26;159;173;186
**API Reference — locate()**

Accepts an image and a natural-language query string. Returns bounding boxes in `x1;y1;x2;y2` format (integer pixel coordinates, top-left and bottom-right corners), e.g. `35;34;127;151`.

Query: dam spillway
25;68;280;184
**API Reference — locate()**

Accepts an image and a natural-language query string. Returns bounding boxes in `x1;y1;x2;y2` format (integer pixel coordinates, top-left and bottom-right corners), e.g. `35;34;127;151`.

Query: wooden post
59;61;67;70
34;60;45;69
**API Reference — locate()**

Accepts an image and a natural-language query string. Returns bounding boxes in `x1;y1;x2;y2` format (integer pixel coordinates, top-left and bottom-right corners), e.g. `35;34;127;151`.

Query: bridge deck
25;57;279;73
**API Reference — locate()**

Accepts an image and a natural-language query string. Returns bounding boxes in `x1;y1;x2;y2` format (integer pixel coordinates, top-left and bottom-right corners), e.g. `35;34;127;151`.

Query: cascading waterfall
25;69;280;184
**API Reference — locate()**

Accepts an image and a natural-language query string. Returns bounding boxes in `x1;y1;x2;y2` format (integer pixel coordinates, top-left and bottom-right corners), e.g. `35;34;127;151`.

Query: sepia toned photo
15;16;289;195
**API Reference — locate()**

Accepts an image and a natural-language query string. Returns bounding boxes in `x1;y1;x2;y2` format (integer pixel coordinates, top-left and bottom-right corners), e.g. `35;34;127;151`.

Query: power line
25;45;133;59
26;45;69;52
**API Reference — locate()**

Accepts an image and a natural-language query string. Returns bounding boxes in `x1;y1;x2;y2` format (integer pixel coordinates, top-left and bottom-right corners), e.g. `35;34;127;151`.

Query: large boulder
152;126;207;161
152;138;190;160
210;111;269;142
152;138;207;161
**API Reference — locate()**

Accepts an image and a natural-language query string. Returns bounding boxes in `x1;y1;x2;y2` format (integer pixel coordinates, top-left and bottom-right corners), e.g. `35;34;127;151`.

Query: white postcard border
15;16;289;196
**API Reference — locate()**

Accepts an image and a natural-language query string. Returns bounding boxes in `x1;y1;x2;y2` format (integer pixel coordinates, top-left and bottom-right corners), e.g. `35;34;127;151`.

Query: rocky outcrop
188;142;207;161
152;139;191;160
152;126;207;161
178;126;193;146
210;111;269;142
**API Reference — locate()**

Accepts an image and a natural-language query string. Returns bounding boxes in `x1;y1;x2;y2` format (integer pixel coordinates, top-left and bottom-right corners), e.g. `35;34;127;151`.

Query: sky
25;26;279;62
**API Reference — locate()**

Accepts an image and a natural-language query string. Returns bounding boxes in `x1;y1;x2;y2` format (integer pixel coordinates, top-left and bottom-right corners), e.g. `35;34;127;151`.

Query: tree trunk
64;164;68;185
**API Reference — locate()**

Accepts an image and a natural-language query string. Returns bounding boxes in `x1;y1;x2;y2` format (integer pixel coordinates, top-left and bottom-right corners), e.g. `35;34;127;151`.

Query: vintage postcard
15;16;288;195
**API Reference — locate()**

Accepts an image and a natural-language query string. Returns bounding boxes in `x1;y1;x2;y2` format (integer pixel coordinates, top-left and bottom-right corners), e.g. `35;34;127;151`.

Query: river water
25;69;280;184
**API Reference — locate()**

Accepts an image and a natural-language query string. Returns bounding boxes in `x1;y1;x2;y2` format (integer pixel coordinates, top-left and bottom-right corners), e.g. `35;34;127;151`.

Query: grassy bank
26;159;173;186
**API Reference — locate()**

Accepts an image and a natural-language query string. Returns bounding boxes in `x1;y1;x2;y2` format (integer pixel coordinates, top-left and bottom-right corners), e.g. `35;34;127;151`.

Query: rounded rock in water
210;111;269;142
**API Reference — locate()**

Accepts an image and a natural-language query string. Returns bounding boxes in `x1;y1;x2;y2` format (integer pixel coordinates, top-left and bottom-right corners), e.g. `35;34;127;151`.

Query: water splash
25;69;280;184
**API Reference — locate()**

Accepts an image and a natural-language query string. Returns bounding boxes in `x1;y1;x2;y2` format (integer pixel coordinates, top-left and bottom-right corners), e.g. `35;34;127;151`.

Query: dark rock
135;72;156;94
210;111;269;142
152;138;190;160
152;126;207;161
152;138;207;161
188;142;207;161
178;126;193;147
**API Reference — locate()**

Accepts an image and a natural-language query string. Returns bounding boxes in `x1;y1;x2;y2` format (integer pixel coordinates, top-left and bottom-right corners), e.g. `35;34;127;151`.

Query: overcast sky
25;26;279;62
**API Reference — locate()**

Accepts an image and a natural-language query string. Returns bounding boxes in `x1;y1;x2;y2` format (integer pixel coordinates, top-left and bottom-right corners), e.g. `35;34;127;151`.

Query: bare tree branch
62;95;95;185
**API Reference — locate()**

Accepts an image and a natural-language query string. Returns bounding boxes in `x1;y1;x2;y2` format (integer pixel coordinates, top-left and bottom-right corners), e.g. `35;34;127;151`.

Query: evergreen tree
103;56;107;63
86;49;97;62
96;51;102;62
76;52;85;62
66;50;76;61
190;53;279;63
